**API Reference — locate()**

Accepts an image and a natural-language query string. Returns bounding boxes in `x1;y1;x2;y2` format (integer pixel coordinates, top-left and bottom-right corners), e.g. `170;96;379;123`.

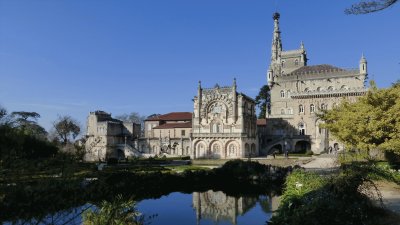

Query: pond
5;190;279;225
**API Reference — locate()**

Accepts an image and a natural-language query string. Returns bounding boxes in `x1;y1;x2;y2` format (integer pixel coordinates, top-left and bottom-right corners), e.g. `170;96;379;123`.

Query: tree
10;111;47;138
345;0;398;14
319;81;400;158
255;85;270;119
115;112;146;124
0;106;6;120
116;112;146;135
53;115;81;146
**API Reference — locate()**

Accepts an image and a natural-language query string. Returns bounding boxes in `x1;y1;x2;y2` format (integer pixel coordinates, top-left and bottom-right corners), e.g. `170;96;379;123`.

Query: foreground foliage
83;195;146;225
319;81;400;161
269;164;400;225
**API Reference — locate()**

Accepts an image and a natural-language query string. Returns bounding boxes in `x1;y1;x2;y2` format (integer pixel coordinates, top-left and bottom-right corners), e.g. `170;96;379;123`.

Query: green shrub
384;151;400;170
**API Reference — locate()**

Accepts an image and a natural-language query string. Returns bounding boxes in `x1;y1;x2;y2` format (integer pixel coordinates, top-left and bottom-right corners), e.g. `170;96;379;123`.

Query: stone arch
245;143;250;157
251;143;256;156
205;100;231;122
209;140;223;159
294;140;311;153
117;149;125;160
225;140;240;158
271;144;282;154
194;140;207;158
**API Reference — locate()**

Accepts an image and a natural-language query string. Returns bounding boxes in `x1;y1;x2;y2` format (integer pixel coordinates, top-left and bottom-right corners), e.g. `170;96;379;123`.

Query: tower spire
271;12;282;63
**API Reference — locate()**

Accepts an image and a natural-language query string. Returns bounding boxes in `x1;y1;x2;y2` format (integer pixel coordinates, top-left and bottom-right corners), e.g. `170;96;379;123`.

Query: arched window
299;105;304;113
287;90;291;98
287;108;293;115
310;104;315;113
321;103;327;110
280;90;285;98
281;108;285;115
228;144;237;156
299;123;306;135
295;59;299;66
212;123;221;133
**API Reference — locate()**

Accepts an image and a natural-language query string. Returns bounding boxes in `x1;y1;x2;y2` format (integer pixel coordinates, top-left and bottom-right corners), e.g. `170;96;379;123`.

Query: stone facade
139;112;192;156
192;80;258;159
192;190;258;224
264;13;368;154
84;111;141;162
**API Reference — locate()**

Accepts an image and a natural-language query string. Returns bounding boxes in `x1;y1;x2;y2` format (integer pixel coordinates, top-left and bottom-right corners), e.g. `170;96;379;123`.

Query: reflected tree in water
83;195;150;225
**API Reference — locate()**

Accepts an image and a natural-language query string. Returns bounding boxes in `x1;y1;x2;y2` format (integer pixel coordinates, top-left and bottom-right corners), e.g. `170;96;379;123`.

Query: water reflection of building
192;190;257;225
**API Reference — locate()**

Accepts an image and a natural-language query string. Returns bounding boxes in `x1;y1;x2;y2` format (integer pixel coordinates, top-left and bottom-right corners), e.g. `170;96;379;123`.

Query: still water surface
138;191;274;225
6;190;276;225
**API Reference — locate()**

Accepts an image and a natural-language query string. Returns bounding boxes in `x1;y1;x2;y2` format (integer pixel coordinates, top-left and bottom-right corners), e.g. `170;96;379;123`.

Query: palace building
264;12;368;154
191;79;258;159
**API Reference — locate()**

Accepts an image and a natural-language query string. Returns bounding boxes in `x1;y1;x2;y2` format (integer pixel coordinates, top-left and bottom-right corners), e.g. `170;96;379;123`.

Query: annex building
263;13;368;154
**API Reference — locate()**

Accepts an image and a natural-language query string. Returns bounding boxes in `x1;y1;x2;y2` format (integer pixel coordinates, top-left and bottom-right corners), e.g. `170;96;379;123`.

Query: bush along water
0;159;290;222
268;163;400;225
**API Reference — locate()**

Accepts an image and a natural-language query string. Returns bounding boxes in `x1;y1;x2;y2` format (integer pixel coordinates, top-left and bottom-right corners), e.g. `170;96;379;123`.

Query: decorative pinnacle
300;41;304;49
233;77;237;87
360;53;367;62
198;80;201;88
273;12;280;20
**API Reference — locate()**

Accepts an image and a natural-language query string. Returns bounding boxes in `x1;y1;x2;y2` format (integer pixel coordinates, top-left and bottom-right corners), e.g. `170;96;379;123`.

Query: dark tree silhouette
345;0;398;14
53;115;81;145
255;85;270;119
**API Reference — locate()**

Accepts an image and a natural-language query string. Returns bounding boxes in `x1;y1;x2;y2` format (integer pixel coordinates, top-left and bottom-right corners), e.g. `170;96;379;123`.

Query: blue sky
0;0;399;131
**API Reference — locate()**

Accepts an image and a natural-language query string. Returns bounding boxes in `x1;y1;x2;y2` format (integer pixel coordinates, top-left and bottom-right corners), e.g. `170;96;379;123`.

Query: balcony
192;132;249;138
291;87;367;99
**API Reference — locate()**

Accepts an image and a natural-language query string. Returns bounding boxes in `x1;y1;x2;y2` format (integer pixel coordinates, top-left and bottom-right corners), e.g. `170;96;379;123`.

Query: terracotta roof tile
146;112;192;121
257;119;267;126
153;122;192;129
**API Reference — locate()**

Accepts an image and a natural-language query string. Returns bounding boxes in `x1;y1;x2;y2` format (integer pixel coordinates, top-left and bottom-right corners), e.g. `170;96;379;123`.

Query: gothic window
310;104;315;113
228;144;236;156
280;90;285;98
299;123;306;135
321;103;326;110
213;144;220;153
281;108;285;115
287;108;293;115
299;104;304;113
212;123;221;133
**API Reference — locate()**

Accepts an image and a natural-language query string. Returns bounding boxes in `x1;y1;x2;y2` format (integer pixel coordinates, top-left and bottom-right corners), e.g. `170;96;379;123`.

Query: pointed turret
232;78;237;122
359;53;367;75
271;12;282;63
